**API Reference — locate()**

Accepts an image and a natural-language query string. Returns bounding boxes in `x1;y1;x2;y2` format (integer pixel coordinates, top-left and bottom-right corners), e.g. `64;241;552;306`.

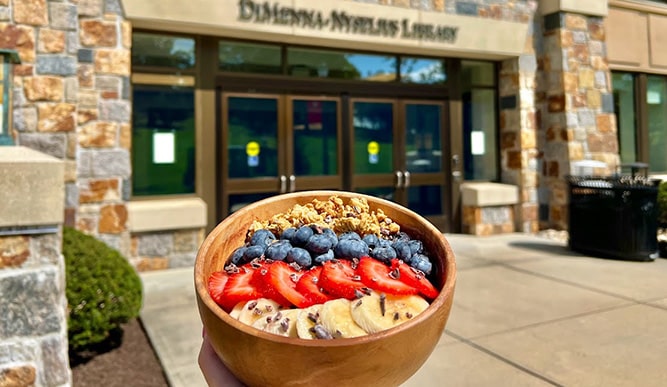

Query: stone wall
0;147;70;387
0;233;70;387
131;228;205;271
461;182;519;235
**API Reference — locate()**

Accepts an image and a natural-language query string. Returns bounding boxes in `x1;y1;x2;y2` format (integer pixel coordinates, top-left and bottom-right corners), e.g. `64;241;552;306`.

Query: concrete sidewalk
140;233;667;386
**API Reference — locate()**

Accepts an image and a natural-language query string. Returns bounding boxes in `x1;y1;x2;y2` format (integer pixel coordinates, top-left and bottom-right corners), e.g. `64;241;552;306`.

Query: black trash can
567;175;661;261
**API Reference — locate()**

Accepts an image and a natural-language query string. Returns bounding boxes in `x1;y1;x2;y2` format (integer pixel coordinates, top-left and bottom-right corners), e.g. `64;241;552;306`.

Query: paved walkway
140;233;667;386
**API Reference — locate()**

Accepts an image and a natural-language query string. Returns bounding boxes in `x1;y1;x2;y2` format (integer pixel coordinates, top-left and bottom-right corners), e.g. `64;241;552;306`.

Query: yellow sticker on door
246;141;260;167
368;141;379;164
367;141;379;155
246;141;260;156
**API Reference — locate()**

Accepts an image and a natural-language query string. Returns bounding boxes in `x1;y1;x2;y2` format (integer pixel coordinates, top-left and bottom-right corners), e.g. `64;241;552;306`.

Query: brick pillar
74;1;132;256
539;11;617;230
498;3;541;233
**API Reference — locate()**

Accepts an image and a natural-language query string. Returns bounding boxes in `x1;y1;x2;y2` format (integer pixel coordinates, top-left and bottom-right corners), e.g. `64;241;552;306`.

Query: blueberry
250;229;276;248
370;246;397;263
286;247;312;267
410;254;432;274
242;245;265;263
377;238;392;249
392;241;412;261
313;249;335;264
408;239;423;255
339;231;362;241
394;232;411;242
281;227;297;241
322;228;338;246
265;240;291;261
293;226;314;247
334;239;369;259
305;233;335;255
362;234;380;249
229;246;247;265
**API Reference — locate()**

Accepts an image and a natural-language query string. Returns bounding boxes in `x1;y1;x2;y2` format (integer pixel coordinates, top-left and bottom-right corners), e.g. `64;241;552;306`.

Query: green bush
658;181;667;228
63;226;143;356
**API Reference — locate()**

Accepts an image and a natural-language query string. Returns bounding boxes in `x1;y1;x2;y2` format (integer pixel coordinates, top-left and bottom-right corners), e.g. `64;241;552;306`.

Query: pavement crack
445;330;565;387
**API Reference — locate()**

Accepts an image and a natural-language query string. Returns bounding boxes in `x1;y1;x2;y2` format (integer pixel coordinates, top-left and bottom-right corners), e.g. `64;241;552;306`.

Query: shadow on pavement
508;241;581;257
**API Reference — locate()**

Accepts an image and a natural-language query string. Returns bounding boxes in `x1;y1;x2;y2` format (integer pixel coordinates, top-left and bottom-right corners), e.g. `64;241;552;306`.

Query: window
131;32;197;196
647;75;667;172
0;52;16;145
131;84;196;196
400;57;446;84
132;32;195;69
216;39;449;85
462;61;498;181
219;40;281;74
287;48;396;81
612;72;637;164
613;71;667;174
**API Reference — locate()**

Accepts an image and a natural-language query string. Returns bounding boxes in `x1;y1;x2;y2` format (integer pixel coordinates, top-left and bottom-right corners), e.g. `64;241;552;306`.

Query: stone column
498;5;541;233
0;147;70;386
539;10;616;229
75;0;132;255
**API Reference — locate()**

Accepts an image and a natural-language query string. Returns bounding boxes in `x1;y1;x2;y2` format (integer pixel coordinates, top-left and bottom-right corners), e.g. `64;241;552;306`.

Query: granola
247;195;401;239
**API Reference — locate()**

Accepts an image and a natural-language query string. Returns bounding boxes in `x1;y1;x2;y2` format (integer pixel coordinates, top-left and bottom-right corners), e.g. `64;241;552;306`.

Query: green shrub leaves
63;227;143;357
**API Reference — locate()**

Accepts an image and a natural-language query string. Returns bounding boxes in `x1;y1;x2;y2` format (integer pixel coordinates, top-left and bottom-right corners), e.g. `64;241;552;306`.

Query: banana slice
351;291;429;334
236;298;282;326
228;301;246;320
251;308;300;337
319;299;367;338
296;304;323;340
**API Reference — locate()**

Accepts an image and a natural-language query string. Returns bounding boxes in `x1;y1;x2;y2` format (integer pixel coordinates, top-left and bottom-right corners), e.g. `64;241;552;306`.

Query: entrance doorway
219;92;452;231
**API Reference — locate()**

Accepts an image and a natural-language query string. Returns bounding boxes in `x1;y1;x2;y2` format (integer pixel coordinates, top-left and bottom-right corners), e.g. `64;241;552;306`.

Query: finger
198;335;245;387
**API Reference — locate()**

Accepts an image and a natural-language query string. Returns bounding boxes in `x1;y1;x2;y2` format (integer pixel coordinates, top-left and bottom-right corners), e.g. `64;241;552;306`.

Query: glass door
350;98;399;200
286;96;343;191
221;93;285;215
350;98;450;230
220;93;343;216
402;101;449;230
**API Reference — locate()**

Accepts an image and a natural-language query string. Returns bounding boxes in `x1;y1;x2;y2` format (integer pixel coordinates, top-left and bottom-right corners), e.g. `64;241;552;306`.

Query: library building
2;0;667;270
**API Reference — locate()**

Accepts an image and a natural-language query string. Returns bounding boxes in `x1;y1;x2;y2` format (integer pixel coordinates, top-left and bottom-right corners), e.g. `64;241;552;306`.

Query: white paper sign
647;90;662;105
471;131;485;155
153;132;175;164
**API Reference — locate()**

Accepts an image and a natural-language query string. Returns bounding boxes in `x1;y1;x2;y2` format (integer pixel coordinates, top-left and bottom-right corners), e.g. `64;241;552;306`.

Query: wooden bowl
195;190;456;387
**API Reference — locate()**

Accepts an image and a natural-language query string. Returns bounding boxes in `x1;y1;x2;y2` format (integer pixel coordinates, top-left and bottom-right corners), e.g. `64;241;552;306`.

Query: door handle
289;175;296;192
403;171;411;188
280;175;287;193
452;171;462;181
395;171;404;189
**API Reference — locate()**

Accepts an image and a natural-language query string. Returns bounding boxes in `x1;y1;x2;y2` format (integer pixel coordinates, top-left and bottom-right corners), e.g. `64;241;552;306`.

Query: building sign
238;0;459;43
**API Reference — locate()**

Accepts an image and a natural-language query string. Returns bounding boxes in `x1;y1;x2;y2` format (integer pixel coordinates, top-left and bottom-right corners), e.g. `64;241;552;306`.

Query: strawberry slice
208;270;230;307
393;259;439;299
357;257;419;296
319;259;364;299
219;265;264;312
263;261;310;308
296;266;335;306
251;262;293;308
